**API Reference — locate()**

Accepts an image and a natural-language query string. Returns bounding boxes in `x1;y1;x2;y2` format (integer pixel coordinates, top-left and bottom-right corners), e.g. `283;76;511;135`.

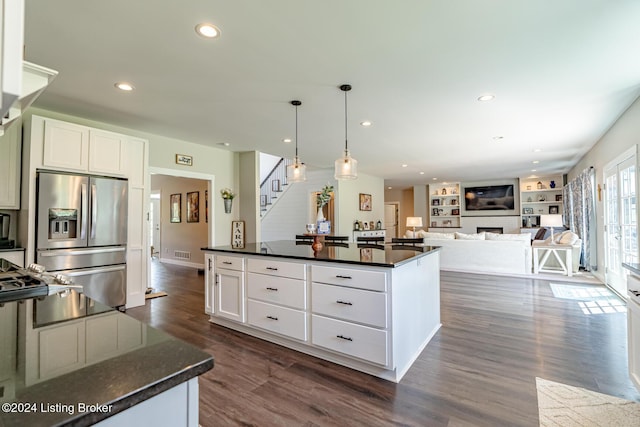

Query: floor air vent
174;250;191;260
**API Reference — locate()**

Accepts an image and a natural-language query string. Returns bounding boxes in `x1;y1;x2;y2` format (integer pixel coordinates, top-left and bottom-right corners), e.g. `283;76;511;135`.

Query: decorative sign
176;154;193;166
231;220;245;248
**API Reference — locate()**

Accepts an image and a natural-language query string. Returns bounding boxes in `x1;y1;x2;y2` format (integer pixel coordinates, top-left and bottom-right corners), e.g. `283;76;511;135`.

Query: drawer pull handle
337;335;353;341
222;261;233;265
336;275;352;279
267;315;278;321
336;300;353;306
266;287;278;291
266;267;279;271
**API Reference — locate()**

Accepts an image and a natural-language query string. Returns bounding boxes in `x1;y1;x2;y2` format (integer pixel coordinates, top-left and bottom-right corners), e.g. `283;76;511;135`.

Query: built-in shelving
520;175;563;227
428;182;461;230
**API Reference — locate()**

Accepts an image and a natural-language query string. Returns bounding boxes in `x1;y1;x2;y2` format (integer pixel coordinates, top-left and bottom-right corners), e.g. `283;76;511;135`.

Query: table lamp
406;217;423;236
540;214;563;244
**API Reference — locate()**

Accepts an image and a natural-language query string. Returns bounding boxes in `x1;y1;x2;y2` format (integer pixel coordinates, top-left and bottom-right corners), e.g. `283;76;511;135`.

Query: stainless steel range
0;259;48;302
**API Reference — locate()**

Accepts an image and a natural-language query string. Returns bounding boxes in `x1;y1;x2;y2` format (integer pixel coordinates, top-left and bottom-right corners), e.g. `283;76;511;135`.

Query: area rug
145;291;168;300
536;377;640;426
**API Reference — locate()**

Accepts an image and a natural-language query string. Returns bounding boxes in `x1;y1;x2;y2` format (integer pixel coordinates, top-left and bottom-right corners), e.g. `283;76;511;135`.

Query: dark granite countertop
0;290;213;427
623;263;640;276
203;240;440;268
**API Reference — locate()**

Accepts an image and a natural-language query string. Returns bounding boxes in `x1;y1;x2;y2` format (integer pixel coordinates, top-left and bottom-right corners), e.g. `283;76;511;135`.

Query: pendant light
286;100;306;182
334;84;358;180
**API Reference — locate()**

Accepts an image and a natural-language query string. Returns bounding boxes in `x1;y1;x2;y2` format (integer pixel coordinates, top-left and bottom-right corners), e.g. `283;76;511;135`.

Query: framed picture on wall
231;220;245;248
556;194;563;202
549;205;559;214
452;208;460;216
170;194;181;223
359;193;372;211
187;191;199;223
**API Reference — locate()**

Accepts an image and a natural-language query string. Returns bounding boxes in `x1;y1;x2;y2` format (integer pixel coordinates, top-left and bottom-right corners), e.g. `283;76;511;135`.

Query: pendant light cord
344;89;348;151
295;103;299;157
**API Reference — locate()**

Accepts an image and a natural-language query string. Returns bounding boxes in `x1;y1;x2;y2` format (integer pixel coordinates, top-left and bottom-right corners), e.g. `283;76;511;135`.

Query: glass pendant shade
334;149;358;180
287;156;306;182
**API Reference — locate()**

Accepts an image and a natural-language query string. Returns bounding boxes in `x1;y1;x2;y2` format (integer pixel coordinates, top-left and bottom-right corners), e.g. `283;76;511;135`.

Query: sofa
406;230;532;275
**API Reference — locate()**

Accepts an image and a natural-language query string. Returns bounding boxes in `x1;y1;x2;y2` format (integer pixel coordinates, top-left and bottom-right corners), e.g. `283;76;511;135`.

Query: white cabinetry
0;119;22;208
0;250;24;267
627;274;640;391
520;175;563;228
204;254;214;314
428;182;461;229
38;320;85;379
215;255;245;322
42;118;126;176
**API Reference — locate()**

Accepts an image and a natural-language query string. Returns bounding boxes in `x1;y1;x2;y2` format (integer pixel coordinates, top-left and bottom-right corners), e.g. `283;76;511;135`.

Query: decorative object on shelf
438;209;444;215
441;188;447;195
406;217;423;234
443;219;452;226
170;193;181;223
451;199;457;205
286;100;306;182
316;183;333;232
556;194;562;201
537;181;543;189
432;198;440;206
354;220;360;231
363;222;370;230
376;220;382;230
334;84;358;180
538;194;546;202
549;180;556;188
431;221;437;227
359;193;372;211
452;208;460;215
221;188;235;214
318;221;331;234
526;216;532;227
540;214;563;244
231;220;245;248
186;191;199;223
175;154;193;166
523;207;534;214
549;205;559;214
306;223;316;233
526;185;532;190
527;196;532;202
451;188;458;195
369;221;375;230
432;208;439;216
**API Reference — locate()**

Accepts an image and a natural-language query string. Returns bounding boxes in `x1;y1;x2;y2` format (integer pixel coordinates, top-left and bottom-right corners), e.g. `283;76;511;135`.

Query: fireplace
477;227;503;234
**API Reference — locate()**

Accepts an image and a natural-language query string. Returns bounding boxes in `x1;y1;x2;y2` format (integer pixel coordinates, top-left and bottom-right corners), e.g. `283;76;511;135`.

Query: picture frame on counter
186;191;199;223
231;220;245;248
170;193;181;223
175;154;193;166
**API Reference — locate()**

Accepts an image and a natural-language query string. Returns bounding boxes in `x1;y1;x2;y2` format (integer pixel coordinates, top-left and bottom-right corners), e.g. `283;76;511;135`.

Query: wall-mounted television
464;184;515;211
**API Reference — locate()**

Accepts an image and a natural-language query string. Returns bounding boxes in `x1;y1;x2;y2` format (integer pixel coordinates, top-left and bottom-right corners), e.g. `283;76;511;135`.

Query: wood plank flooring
126;261;640;426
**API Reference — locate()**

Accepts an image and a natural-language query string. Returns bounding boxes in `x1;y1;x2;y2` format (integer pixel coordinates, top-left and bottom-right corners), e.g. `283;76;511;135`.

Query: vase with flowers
221;188;235;213
316;184;334;233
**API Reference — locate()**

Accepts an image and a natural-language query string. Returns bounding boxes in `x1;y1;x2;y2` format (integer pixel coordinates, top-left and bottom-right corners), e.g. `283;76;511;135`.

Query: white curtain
562;167;596;271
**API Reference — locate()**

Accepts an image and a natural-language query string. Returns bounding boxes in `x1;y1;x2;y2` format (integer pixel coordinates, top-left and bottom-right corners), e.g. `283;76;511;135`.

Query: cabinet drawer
311;265;386;291
311;315;388;366
216;255;245;271
312;283;387;328
247;273;306;309
248;258;306;280
248;300;307;341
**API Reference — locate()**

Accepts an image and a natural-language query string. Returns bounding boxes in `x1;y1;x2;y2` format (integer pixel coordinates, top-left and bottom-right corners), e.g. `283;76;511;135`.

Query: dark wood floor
127;261;640;426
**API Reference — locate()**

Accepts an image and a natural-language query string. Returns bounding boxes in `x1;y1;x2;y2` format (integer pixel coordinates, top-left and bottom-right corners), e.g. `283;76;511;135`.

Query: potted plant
220;188;235;213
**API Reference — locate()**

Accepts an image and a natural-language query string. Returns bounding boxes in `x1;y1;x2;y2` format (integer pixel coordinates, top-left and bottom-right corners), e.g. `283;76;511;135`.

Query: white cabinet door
88;130;126;176
38;320;86;379
43;119;89;172
216;268;245;322
204;254;214;314
0;119;21;208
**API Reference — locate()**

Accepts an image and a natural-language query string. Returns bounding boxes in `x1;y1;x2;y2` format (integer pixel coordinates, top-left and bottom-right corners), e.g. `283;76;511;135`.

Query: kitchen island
0;287;213;427
203;240;441;382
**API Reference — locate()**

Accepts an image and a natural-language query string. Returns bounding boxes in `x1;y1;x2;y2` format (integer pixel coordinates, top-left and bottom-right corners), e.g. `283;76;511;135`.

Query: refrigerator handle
80;183;88;240
91;183;97;239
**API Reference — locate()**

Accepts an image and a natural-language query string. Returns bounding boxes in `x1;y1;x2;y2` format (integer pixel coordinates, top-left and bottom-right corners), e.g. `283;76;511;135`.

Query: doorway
384;203;398;242
150;192;160;258
604;147;638;296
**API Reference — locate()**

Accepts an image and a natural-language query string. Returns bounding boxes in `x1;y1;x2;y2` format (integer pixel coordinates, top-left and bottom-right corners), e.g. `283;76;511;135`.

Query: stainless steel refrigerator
36;171;128;307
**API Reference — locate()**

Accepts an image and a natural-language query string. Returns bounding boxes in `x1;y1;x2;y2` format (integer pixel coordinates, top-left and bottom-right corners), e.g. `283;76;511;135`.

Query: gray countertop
623;262;640;276
203;240;440;268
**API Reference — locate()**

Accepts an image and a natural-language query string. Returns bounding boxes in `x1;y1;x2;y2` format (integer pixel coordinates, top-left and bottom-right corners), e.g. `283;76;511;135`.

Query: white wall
261;169;336;241
25;107;238;246
239;152;260;244
259;152;281;183
568;95;640;281
335;172;385;237
413;185;428;226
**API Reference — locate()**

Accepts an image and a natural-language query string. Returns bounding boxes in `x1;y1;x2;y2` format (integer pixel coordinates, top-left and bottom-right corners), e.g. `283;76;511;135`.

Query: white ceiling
23;1;640;188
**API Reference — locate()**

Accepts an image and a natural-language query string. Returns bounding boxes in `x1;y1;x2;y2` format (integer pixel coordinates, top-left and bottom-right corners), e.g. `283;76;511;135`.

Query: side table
533;244;573;277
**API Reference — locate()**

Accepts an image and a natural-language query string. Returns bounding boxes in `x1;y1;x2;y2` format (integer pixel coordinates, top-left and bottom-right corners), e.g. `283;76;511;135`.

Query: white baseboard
159;258;204;270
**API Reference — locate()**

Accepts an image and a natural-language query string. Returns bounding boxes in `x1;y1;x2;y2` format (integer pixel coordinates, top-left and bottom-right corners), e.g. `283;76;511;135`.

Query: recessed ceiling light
360;121;372;127
283;138;292;143
195;23;221;39
419;172;425;175
432;178;437;181
493;136;504;141
387;186;392;190
531;169;537;172
532;160;540;164
114;82;134;91
477;94;495;102
402;164;408;168
533;148;542;152
218;142;230;147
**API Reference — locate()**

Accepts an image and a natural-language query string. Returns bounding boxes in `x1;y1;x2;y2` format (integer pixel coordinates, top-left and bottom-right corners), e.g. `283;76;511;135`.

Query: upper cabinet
0;118;22;208
1;0;24;119
42;118;126;176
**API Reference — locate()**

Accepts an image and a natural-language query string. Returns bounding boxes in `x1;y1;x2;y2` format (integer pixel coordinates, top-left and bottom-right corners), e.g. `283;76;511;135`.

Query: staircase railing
260;157;293;217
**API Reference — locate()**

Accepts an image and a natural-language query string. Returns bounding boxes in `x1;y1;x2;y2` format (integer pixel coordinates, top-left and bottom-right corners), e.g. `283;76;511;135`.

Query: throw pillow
455;231;486;240
558;230;579;245
485;233;531;243
423;232;455;240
